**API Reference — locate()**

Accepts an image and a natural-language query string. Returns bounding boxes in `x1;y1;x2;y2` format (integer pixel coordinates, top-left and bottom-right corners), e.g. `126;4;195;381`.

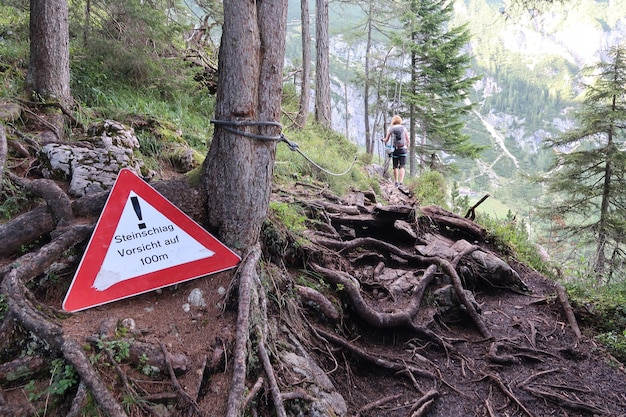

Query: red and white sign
63;168;240;312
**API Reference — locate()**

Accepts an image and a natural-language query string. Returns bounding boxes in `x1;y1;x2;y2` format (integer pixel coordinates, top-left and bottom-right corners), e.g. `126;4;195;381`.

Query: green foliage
566;280;626;362
596;330;626;364
67;0;215;145
450;181;470;215
95;337;131;363
269;201;307;233
536;44;626;280
411;170;448;208
275;124;369;195
0;2;29;91
476;211;553;276
399;0;483;163
0;179;37;220
138;353;160;377
566;281;626;331
25;358;77;402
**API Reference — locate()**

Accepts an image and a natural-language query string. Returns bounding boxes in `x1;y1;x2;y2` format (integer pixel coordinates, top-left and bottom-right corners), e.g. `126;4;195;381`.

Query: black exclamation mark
131;196;146;229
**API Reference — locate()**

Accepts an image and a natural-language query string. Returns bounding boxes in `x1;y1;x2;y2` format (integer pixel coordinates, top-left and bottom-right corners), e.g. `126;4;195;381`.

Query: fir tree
400;0;483;174
539;44;626;282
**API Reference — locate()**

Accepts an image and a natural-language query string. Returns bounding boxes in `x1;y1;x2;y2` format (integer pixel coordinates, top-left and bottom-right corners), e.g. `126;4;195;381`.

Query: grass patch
565;281;626;363
275;123;369;195
476;212;553;276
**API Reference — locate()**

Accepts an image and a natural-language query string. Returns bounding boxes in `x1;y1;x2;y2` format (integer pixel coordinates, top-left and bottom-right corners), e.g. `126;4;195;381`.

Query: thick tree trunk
27;0;72;108
314;0;331;127
201;0;287;250
296;0;311;128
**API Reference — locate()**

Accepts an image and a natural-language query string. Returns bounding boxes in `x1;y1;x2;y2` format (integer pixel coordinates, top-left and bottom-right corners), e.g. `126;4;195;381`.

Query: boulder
38;120;149;197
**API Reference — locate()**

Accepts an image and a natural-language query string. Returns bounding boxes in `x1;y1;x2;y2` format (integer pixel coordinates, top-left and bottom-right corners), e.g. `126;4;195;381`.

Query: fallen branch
420;205;487;239
555;283;581;342
464;194;490;220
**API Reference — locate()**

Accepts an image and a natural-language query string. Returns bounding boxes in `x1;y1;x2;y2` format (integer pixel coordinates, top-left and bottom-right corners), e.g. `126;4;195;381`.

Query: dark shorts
392;147;407;169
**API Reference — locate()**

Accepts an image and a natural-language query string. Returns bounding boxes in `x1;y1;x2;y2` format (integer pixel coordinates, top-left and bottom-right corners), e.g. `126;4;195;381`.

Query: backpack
392;126;405;148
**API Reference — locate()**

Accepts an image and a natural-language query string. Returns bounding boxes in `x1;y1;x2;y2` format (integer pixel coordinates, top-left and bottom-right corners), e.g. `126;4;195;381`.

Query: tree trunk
363;1;373;154
314;0;331;127
201;0;287;250
296;0;311;128
594;95;617;277
27;0;72;109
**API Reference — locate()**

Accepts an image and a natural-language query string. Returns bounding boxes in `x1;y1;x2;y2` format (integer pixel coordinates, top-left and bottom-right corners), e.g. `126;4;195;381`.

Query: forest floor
2;169;626;417
60;179;626;415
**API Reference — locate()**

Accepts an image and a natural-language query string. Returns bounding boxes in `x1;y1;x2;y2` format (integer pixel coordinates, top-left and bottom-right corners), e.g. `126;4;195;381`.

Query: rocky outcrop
38;120;150;197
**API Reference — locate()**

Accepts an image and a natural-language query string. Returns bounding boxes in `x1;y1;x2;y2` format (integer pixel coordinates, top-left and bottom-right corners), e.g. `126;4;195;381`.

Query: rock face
38;120;148;197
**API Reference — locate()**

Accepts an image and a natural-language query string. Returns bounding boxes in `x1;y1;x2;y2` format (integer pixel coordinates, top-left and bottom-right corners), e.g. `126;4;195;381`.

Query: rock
281;351;347;416
451;239;530;294
0;101;21;122
187;288;206;308
38;120;147;197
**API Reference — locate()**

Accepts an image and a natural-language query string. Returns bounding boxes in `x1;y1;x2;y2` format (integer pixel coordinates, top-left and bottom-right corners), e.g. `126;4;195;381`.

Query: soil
3;173;626;417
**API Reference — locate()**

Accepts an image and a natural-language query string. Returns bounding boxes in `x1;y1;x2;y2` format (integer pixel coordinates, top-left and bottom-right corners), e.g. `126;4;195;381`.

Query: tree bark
0;124;6;186
314;0;331;127
27;0;72;109
202;0;287;250
363;1;373;154
296;0;311;128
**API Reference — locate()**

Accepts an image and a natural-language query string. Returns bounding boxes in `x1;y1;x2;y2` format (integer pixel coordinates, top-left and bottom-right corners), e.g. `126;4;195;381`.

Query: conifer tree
539;44;626;282
400;0;482;175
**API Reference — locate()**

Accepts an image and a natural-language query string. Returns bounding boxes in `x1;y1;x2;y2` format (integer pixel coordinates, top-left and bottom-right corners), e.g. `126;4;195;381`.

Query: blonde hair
391;115;402;125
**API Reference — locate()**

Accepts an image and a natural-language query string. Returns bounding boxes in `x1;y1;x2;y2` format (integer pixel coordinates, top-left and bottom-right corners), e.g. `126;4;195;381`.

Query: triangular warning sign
63;168;241;312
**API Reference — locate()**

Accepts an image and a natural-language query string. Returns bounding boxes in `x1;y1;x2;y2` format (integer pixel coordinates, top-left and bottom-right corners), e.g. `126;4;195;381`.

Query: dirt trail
18;176;626;416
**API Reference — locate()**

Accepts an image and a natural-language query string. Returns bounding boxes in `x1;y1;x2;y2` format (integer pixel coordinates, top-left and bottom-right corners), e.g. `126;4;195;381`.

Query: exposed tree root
0;224;128;417
295;284;340;321
313;326;437;381
160;342;202;416
253;271;287;417
310;262;447;346
310;235;491;338
482;373;535;417
408;388;438;417
225;245;259;417
0;123;6;184
2;166;624;417
354;393;402;417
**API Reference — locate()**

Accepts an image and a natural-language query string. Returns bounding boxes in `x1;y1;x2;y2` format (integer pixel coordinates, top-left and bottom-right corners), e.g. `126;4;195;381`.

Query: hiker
383;115;410;186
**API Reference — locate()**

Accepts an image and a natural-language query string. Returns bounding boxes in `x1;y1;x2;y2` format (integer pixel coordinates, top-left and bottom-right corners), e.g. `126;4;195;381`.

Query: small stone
188;288;206;307
121;318;136;331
